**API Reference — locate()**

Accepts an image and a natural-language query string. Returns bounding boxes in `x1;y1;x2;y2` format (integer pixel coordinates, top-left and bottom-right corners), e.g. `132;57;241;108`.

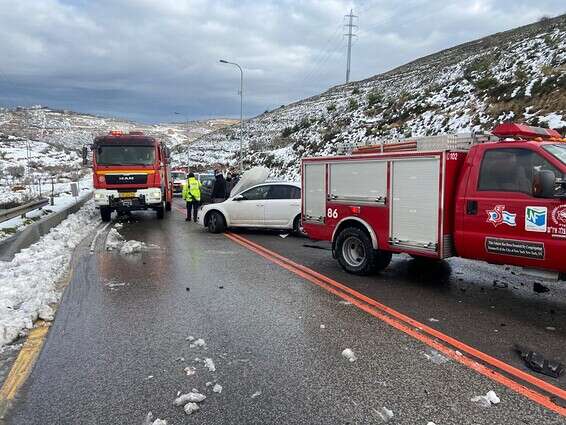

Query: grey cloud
0;0;563;122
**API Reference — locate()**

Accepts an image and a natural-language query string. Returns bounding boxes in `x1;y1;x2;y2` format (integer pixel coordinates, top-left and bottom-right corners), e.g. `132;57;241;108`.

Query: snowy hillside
187;14;566;178
0;107;236;207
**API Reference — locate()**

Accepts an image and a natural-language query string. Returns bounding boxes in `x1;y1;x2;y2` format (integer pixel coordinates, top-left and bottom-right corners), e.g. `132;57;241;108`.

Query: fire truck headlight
146;189;162;201
94;192;106;200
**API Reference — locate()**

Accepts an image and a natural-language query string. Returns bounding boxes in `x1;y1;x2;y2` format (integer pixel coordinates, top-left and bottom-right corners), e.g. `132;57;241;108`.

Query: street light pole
219;59;244;172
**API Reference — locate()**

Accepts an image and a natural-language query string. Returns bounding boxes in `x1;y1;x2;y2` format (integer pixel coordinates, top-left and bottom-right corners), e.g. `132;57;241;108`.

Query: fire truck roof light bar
492;123;562;141
108;130;145;136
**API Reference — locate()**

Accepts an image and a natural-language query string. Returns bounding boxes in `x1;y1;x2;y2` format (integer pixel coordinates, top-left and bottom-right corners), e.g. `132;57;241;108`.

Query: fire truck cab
87;131;173;222
302;124;566;281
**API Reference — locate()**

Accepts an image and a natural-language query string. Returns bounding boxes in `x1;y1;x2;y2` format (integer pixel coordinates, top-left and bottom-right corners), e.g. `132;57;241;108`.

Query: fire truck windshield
96;145;155;166
544;144;566;166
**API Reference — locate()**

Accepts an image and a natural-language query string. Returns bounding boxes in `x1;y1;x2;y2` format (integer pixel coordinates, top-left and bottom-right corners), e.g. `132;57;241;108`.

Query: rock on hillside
186;14;566;179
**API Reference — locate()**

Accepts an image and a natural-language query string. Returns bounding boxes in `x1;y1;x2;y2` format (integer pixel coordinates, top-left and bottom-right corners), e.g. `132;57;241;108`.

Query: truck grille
105;174;148;185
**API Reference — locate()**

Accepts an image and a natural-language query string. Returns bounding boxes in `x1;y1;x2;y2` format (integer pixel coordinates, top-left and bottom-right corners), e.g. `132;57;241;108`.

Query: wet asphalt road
4;199;566;424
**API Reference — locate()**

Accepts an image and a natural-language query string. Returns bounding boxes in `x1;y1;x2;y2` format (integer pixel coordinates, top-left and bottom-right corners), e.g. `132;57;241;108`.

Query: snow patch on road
341;348;357;362
183;402;199;415
251;390;262;399
212;383;223;393
105;227;153;255
374;406;394;422
423;349;449;365
204;357;216;372
142;412;167;425
174;391;206;405
0;201;97;347
190;338;206;348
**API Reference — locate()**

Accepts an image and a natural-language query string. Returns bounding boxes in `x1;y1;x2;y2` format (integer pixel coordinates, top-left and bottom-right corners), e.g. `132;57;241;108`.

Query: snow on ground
0;177;92;242
471;390;501;407
0;200;98;347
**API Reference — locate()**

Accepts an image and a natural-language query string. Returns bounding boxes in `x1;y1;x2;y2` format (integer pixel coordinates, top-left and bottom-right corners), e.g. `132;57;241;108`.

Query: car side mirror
532;170;556;198
233;195;245;201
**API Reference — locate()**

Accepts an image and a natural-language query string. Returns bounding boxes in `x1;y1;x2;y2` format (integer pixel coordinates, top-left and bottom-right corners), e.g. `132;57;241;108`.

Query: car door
228;184;269;226
460;146;562;270
264;185;301;227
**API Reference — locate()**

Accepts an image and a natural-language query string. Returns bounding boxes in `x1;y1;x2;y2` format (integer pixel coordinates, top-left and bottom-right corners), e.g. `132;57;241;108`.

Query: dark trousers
186;200;200;221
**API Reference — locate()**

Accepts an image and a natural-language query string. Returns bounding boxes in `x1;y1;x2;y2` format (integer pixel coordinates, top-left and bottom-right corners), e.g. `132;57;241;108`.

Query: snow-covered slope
188;14;566;178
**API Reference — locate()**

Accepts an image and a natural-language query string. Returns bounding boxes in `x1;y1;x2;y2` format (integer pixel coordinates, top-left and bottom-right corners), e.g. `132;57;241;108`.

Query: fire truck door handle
466;200;478;215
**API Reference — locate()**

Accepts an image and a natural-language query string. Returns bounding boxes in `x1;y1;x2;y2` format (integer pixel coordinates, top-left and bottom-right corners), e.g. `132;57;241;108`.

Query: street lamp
174;112;190;167
219;59;244;172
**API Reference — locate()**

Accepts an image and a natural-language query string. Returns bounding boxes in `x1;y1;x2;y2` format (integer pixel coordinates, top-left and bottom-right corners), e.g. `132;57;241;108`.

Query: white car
197;182;302;234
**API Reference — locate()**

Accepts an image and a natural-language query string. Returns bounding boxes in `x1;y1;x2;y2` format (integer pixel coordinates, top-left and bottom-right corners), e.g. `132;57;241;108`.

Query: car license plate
119;192;136;198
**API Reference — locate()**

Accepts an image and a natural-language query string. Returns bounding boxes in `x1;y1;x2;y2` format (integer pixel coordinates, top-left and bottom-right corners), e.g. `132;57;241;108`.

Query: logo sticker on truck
485;237;544;260
525;206;547;232
486;205;516;227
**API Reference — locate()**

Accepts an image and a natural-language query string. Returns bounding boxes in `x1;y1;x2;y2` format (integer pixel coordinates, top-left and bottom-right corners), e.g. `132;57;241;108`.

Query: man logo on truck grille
486;205;516;227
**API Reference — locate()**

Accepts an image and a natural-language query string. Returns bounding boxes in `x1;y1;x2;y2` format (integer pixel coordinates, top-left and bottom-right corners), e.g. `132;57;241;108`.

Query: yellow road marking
0;322;50;417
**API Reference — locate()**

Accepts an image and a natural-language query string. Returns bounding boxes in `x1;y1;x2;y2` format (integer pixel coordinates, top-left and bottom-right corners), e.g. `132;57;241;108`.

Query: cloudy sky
0;0;564;123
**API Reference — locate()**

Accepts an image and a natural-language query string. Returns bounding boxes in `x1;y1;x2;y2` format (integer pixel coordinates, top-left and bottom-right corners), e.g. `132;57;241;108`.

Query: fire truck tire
208;211;226;233
165;201;172;211
156;203;165;219
336;227;391;275
100;207;112;222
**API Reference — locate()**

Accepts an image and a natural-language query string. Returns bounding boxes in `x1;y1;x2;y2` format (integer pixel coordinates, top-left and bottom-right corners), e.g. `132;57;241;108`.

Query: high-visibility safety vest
182;177;202;201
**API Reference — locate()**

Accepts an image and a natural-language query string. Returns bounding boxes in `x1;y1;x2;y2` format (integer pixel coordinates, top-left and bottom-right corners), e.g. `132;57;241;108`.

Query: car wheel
208;211;226;233
335;227;391;275
292;215;305;237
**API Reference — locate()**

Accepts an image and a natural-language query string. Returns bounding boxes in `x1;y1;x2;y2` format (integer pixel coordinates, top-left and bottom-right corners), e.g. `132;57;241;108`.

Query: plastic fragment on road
374;406;394;422
423;350;449;365
213;383;223;393
251;391;262;398
174;392;207;406
184;367;196;376
471;390;500;407
338;300;352;306
427;422;437;425
204;357;216;372
428;318;440;323
186;336;195;341
279;233;289;238
515;346;564;378
320;324;326;329
183;402;200;415
342;348;357;362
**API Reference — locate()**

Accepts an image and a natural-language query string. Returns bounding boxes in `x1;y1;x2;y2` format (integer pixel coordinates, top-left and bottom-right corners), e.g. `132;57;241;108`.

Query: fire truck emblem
486;205;516;227
551;205;566;226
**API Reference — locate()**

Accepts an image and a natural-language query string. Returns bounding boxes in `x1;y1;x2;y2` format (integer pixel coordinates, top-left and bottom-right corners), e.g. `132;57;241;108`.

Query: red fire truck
85;131;173;221
301;123;566;281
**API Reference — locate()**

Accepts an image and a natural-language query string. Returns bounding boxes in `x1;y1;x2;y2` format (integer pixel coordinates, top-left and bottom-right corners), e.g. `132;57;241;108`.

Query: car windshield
96;145;155;165
543;144;566;166
172;172;186;180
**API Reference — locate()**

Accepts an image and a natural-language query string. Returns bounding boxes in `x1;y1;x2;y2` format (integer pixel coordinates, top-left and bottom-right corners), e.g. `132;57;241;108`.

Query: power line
344;9;358;83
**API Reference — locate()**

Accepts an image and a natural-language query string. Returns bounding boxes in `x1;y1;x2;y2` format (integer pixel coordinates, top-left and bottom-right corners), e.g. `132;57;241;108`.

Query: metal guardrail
0;198;49;223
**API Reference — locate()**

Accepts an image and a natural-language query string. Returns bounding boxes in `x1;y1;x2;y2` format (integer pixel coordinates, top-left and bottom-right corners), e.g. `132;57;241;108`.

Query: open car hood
230;166;270;196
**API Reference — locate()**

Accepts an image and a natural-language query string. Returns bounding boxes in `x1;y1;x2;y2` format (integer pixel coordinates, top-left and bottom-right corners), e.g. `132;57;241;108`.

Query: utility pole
344;9;358;83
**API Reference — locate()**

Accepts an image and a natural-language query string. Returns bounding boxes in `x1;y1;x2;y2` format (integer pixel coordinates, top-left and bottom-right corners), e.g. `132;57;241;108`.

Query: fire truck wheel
156;202;165;219
100;207;111;222
336;227;391;275
208;211;226;233
165;201;172;211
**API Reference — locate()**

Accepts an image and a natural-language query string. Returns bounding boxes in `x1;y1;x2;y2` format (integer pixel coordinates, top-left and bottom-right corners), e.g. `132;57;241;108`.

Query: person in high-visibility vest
182;172;202;222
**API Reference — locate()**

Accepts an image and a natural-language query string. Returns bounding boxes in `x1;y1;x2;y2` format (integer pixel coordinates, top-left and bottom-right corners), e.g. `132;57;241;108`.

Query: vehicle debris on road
341;348;357;362
515;345;564;378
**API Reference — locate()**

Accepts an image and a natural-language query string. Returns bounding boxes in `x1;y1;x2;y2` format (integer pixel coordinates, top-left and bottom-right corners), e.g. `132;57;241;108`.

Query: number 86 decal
327;208;338;219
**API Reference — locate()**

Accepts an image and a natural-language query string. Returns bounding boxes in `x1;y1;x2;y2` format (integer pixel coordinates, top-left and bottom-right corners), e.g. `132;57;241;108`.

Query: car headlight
94;192;107;200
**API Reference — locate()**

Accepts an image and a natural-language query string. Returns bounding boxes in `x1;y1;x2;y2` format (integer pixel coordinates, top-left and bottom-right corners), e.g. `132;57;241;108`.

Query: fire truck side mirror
82;146;88;166
532;170;556;198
